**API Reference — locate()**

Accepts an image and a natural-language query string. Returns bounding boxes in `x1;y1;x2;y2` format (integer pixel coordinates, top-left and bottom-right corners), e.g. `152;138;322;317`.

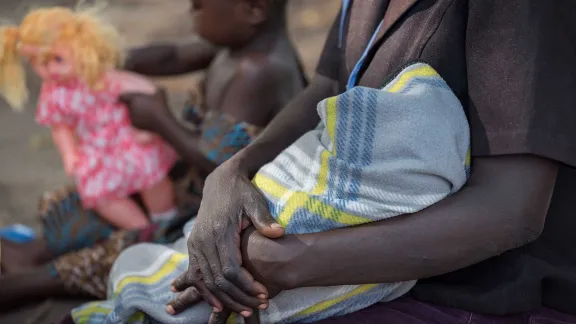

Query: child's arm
155;61;294;174
119;89;215;174
51;125;78;175
124;38;218;76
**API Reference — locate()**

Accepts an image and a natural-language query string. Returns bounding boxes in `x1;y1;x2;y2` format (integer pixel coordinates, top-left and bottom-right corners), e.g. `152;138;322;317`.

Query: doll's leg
141;177;177;222
95;198;150;230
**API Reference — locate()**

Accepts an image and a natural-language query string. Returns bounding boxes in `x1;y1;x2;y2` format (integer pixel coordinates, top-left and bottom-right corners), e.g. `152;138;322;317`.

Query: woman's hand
165;254;268;324
118;89;173;133
165;159;285;318
166;229;287;324
166;227;302;323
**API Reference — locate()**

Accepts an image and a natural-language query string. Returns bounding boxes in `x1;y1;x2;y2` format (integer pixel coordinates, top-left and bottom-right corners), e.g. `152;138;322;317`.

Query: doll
0;7;178;229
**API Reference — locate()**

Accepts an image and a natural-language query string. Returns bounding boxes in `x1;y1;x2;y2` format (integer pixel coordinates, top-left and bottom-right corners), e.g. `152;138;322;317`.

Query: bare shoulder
221;54;297;126
235;53;295;91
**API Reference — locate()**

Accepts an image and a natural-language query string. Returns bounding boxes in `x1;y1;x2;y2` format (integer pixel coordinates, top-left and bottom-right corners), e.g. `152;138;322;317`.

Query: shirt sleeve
35;87;77;127
315;8;342;81
466;0;576;167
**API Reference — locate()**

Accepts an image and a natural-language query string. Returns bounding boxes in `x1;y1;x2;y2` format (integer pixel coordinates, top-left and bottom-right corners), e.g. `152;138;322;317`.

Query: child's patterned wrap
71;62;471;324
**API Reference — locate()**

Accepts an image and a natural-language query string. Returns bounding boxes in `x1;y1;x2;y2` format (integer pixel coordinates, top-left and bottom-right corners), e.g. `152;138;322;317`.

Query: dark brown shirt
317;0;576;315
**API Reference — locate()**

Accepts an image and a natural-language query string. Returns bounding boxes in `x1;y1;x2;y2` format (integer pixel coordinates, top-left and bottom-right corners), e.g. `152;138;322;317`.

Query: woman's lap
313;297;576;324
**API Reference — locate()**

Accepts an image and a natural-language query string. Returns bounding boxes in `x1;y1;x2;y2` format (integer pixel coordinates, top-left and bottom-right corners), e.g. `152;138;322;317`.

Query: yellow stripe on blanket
115;252;187;293
387;65;440;93
72;253;186;323
325;95;338;154
296;284;379;317
253;173;288;199
254;174;369;227
73;303;113;323
226;313;238;324
73;305;146;324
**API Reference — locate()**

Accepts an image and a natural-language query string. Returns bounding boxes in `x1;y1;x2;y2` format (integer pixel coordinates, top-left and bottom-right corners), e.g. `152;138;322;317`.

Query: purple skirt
313;297;576;324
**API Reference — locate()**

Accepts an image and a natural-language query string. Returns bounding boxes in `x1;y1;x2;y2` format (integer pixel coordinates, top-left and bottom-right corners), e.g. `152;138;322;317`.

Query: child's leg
0;238;53;274
95;198;150;230
0;267;68;310
141;177;177;222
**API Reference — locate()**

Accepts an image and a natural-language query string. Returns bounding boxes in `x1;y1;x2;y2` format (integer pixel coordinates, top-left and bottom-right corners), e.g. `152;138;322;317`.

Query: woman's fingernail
270;223;283;229
170;286;177;292
166;305;175;315
258;303;268;310
257;294;266;299
240;311;252;317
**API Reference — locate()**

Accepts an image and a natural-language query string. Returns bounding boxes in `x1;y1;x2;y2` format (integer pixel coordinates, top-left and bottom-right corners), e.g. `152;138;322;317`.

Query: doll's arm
132;128;156;144
51;125;78;174
52;125;76;156
108;70;156;95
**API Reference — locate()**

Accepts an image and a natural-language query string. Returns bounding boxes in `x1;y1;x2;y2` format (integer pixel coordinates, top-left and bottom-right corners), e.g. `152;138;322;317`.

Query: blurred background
0;0;340;230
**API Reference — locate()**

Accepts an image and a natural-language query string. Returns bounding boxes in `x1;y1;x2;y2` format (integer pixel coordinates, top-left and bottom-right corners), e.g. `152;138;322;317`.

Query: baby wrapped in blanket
71;62;470;324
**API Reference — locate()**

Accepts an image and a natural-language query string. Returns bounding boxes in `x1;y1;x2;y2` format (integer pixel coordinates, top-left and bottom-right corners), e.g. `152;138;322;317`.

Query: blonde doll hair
0;6;125;111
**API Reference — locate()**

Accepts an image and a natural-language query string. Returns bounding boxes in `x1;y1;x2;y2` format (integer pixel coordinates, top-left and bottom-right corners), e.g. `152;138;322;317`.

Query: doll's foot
0;239;50;275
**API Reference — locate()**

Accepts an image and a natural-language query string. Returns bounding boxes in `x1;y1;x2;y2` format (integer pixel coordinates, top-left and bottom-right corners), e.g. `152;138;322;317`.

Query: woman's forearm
233;75;337;177
155;114;216;175
243;155;558;290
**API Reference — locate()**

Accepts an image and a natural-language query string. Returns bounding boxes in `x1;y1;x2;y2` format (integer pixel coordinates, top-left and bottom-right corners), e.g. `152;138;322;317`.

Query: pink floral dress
36;80;178;208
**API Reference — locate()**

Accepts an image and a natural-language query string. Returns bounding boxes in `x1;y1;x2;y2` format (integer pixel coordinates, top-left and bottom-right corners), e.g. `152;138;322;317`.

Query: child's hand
63;152;79;176
119;88;172;133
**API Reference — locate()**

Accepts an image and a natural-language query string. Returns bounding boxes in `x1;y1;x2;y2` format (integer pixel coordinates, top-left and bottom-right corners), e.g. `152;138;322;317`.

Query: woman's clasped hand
166;160;286;322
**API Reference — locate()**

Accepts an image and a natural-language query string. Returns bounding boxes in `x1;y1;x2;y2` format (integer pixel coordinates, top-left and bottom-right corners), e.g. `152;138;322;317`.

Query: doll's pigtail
0;26;27;111
69;11;124;89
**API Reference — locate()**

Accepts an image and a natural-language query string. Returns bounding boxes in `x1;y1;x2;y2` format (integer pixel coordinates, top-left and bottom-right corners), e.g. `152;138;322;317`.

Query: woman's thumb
245;196;284;239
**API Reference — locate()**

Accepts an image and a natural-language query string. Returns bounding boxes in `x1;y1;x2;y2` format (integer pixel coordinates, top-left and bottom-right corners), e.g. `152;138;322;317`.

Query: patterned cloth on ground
71;62;471;324
40;185;116;257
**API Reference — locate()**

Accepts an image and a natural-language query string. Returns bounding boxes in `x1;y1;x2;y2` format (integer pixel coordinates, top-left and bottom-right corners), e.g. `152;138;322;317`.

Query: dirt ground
0;0;340;230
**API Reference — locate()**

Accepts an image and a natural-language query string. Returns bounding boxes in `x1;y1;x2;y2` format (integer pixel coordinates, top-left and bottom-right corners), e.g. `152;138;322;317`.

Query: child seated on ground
0;0;306;310
71;62;471;324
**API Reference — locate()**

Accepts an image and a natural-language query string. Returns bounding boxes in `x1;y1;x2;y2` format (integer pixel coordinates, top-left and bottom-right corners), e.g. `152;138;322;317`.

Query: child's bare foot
0;239;52;274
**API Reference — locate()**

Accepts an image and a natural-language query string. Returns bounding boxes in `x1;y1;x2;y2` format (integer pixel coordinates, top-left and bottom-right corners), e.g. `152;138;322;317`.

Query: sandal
0;224;37;275
0;224;37;243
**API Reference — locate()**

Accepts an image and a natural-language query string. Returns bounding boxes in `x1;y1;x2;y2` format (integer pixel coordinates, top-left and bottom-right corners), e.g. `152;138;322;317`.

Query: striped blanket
71;62;470;324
